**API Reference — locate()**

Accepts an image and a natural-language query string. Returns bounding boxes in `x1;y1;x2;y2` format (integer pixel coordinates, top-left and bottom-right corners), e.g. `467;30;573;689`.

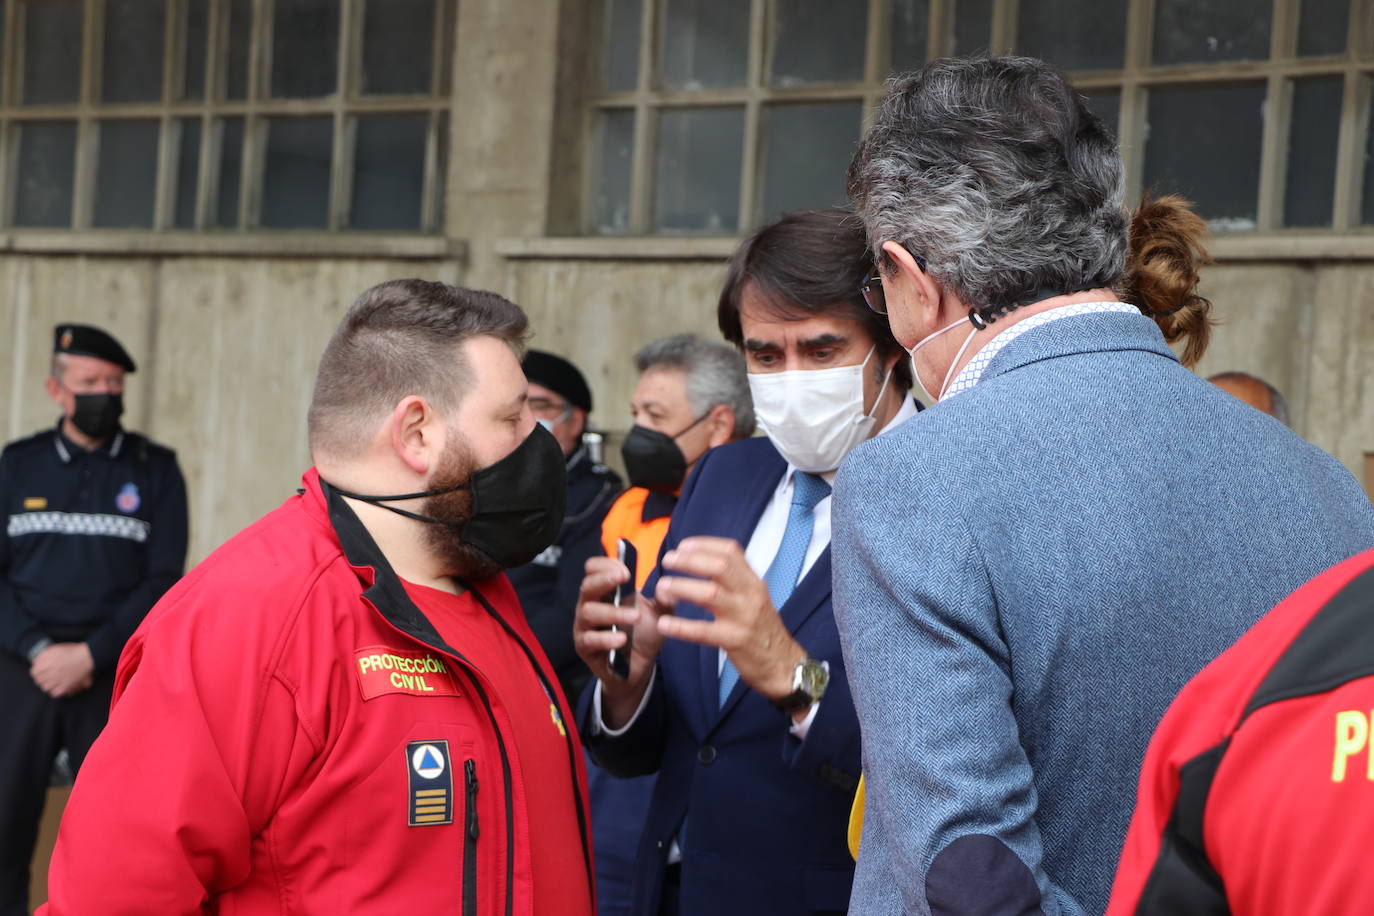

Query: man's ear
44;376;62;406
881;240;942;324
706;404;735;448
388;395;438;475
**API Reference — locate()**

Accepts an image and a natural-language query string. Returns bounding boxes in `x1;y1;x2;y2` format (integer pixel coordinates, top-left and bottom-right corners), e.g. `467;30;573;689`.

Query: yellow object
847;774;865;860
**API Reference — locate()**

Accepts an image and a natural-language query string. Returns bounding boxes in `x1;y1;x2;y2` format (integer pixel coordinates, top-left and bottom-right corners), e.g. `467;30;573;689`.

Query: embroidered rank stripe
7;511;150;543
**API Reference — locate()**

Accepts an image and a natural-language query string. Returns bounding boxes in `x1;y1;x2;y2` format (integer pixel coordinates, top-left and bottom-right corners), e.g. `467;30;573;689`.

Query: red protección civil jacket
40;469;594;916
1108;547;1374;915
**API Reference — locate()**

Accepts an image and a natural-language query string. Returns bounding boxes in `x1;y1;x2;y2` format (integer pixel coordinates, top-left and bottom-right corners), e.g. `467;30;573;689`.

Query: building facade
2;0;1372;564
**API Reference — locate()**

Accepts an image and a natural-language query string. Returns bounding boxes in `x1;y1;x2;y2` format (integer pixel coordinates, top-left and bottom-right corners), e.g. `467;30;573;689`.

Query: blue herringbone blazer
832;310;1374;915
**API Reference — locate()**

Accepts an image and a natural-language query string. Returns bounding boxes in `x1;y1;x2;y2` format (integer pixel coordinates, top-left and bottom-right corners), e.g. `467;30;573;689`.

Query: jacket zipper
464;758;479;916
462;583;597;915
372;612;517;916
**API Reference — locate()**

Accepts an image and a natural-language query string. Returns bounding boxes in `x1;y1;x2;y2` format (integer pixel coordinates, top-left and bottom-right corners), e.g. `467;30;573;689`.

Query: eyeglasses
859;269;886;315
859;248;927;316
528;396;572;422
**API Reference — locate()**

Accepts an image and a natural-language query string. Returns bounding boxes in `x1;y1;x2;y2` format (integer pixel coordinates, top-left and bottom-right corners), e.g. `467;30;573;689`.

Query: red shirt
406;581;590;916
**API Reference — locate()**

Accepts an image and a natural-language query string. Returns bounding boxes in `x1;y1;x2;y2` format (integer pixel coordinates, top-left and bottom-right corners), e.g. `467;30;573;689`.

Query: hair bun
1121;193;1215;367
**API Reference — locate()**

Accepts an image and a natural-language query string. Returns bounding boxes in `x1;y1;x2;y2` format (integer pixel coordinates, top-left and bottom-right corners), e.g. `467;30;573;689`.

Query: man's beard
422;430;503;581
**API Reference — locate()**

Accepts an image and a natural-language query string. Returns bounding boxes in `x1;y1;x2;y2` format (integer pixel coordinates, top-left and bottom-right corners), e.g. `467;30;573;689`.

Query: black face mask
620;414;708;494
328;424;568;570
70;392;123;440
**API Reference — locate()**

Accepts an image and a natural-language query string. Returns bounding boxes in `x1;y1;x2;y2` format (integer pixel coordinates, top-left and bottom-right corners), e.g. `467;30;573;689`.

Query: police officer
0;324;187;915
507;350;622;706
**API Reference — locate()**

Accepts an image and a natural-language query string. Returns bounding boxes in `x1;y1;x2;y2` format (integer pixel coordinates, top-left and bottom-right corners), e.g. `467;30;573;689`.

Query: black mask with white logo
70;393;123;440
620;413;709;494
327;424;568;570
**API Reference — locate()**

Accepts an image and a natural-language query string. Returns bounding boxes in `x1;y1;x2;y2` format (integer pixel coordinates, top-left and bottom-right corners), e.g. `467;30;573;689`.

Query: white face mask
907;314;979;402
748;347;893;473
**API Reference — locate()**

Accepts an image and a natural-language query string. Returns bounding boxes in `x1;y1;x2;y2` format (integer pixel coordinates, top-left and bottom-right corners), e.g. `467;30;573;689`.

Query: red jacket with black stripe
40;470;594;916
1109;547;1374;915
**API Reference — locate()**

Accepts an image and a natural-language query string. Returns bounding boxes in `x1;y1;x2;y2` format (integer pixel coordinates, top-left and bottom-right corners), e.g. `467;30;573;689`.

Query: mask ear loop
863;347;895;421
934;310;988;400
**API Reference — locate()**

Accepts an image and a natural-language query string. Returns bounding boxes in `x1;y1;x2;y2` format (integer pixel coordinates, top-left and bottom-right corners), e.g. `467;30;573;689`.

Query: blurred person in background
837;55;1374;915
508;349;622;704
1209;370;1290;426
0;324;186;916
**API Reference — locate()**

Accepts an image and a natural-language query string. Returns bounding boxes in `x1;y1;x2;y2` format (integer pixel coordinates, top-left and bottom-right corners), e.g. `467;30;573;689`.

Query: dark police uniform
0;326;188;915
506;445;621;706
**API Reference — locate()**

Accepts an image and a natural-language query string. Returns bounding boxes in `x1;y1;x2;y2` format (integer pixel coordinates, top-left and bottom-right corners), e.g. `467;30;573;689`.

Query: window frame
583;0;1374;244
0;0;454;242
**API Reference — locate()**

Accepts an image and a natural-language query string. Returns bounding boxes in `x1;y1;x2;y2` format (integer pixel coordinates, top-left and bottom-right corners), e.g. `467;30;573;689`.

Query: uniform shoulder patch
355;646;461;700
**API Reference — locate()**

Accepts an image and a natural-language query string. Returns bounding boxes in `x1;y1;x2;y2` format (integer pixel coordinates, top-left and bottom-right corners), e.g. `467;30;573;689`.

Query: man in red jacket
1109;546;1374;914
41;280;595;916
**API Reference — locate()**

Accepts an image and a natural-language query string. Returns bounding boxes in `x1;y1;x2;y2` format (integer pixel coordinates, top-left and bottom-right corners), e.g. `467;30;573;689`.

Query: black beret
54;324;137;373
522;350;592;412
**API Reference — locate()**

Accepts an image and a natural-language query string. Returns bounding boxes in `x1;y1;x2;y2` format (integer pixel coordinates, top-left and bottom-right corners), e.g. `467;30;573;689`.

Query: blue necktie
719;471;831;706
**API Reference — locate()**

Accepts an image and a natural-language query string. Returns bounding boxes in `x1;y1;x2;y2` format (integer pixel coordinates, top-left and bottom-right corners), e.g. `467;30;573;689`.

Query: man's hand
653;536;805;704
31;642;95;698
573;555;670;728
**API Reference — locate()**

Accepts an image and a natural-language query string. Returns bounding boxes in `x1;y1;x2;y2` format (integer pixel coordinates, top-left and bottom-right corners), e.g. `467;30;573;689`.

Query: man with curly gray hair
833;56;1374;915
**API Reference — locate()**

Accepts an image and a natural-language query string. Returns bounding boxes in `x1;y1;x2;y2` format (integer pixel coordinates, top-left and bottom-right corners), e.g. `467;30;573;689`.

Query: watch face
800;659;829;698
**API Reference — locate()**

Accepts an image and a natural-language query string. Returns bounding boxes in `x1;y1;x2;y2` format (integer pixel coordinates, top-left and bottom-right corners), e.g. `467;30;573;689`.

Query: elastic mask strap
325;480;470;527
670;411;711;441
937;326;980;400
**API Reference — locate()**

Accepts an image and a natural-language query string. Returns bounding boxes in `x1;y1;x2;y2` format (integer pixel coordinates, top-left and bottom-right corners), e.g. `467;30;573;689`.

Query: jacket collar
980;309;1177;386
302;468;472;664
53;418;125;463
641;489;676;523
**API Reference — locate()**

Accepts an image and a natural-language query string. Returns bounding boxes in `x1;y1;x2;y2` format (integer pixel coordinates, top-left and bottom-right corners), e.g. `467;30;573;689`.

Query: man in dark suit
572;210;920;915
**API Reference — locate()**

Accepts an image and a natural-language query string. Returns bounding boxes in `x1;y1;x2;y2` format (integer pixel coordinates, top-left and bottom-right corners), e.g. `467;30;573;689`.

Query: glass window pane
271;0;339;98
604;0;641;90
1144;83;1265;231
591;109;635;234
1152;0;1272;65
216;117;244;228
183;0;209;100
362;0;434;95
770;0;867;87
102;0;165;103
1284;78;1342;227
760;102;861;220
174;119;202;228
262;117;333;228
654;106;743;233
351;115;428;230
954;0;993;56
22;0;83;105
1364;100;1374;224
1017;0;1126;71
94;120;160;228
890;0;929;73
660;0;749;90
226;0;251;100
1082;89;1120;139
432;114;448;229
1298;0;1349;56
15;121;77;227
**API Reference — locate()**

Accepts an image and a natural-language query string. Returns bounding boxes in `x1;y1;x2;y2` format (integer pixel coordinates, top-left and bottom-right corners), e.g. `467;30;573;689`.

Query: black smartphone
607;538;638;681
